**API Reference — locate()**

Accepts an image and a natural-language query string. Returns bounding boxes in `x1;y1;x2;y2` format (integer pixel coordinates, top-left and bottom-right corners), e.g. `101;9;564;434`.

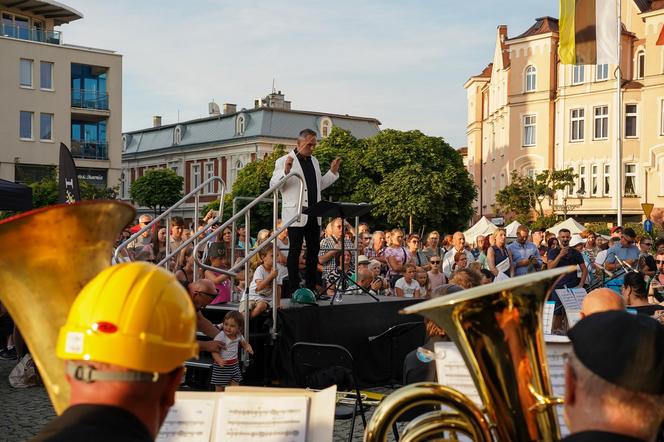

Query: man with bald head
186;279;224;353
442;232;475;278
580;288;625;319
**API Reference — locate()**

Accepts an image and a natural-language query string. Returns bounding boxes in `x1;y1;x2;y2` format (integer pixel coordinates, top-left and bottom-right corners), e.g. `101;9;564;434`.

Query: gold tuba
0;201;134;414
364;266;574;442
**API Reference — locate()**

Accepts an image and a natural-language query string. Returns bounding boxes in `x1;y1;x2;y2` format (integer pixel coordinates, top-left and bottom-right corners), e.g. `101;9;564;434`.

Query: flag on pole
559;0;619;65
58;142;81;204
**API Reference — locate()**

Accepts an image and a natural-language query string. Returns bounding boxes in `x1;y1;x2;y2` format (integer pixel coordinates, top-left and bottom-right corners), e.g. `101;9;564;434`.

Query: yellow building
466;0;664;222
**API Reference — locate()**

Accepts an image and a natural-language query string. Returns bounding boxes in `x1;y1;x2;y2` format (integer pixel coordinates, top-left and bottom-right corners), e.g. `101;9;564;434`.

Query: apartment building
466;0;664;222
0;0;122;189
121;90;381;219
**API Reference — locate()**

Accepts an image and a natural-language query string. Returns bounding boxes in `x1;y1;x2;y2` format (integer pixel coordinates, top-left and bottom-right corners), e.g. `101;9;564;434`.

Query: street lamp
553;189;585;218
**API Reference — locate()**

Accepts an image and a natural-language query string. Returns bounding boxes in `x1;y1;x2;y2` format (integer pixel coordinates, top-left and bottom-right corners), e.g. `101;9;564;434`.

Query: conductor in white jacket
270;128;341;292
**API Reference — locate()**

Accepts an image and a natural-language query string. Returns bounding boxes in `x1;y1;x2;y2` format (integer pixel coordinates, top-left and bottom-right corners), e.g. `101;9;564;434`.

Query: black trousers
287;215;320;291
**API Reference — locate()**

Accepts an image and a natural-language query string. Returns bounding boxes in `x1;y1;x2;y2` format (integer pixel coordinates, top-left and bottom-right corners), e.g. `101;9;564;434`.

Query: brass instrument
0;201;134;414
364;266;575;442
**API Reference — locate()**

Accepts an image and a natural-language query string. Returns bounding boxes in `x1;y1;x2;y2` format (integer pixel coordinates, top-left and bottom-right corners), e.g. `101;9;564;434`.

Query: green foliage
624;221;662;240
30;175;59;208
583;222;611;236
497;169;577;221
529;214;559;231
130;168;183;215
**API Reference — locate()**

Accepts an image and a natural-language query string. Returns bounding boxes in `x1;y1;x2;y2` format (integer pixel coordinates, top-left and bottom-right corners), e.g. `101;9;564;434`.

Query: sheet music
215;395;308;442
555;287;587;327
496;259;511;274
435;339;571;437
157;399;216;442
434;342;482;407
544;338;572;438
542;301;556;334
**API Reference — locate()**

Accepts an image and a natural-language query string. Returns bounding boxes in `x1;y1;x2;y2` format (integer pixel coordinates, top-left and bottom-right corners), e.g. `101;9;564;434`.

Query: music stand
304;201;378;304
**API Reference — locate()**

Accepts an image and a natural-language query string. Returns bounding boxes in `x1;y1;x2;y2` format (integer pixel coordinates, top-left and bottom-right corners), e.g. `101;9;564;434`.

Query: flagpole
615;0;623;226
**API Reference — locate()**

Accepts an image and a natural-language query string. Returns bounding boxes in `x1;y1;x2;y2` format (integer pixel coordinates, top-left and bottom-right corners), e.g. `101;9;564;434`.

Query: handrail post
272;189;279;341
243;210;251;363
165;216;171;270
231;198;238;301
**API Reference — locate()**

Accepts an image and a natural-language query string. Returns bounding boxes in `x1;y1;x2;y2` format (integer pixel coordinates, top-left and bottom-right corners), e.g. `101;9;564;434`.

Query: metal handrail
193;172;305;342
114;176;226;269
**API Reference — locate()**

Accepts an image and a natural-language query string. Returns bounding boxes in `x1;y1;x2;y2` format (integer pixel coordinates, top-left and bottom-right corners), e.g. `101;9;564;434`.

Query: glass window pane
20;59;32;87
40;113;52;140
20;111;32;139
40;62;52;89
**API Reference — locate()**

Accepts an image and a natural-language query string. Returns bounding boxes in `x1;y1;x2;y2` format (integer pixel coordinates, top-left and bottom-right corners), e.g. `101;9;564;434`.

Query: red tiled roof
623;80;644;89
498;25;510;68
651;0;664;10
511;16;559;40
478;63;493;78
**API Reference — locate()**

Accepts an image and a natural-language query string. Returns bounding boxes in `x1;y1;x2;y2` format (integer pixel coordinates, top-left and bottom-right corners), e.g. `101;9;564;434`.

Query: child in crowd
415;271;431;298
395;264;421;298
211;311;253;391
240;247;279;318
204;246;231;304
427;256;446;291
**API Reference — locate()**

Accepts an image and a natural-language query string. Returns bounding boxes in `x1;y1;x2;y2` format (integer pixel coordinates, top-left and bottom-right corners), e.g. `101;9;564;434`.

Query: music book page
496;259;511;274
544;337;572;437
215;395;308;442
434;341;482;407
156;399;215;442
542;301;556;334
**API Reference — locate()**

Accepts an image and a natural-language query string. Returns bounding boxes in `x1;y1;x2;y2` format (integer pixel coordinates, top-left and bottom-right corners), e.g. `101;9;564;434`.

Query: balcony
0;23;61;44
70;140;108;160
71;89;109;111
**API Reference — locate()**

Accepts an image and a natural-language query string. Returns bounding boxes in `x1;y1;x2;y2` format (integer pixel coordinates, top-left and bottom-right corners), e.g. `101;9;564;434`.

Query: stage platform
197;295;426;387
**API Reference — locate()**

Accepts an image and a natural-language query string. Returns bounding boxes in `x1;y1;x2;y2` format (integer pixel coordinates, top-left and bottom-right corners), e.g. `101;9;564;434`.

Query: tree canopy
130;168;183;215
210;129;476;233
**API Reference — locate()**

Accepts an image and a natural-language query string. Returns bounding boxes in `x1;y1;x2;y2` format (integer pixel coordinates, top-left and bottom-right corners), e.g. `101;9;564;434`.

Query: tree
496;169;577;220
130;168;183;215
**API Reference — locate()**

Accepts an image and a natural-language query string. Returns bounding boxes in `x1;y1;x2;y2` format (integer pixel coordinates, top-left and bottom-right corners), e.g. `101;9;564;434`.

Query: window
578;165;587;195
173;126;182;145
572;65;585;84
39;113;53;141
526;168;537;179
661;100;664;135
624;164;637;195
236;115;246;135
593;106;608;140
523;115;536;146
596;64;609;81
191;163;201;190
40;61;53;90
625;104;638;138
570;108;585;141
320;118;332;138
205;162;215;194
19;111;33;139
525;65;537;92
20;59;32;87
636;50;645;79
491;176;496;202
603;164;610;196
591;164;599;196
500;173;505;190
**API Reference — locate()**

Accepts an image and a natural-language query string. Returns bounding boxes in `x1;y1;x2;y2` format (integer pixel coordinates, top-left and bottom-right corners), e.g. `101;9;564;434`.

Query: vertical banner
58;143;81;204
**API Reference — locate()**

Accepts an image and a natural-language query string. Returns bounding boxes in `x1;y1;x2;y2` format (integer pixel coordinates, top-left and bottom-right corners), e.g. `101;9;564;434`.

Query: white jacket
270;150;339;227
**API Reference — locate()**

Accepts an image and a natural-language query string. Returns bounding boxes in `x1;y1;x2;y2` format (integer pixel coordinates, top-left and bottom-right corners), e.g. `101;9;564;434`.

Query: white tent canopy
505;220;522;238
464;216;498;245
548;217;586;235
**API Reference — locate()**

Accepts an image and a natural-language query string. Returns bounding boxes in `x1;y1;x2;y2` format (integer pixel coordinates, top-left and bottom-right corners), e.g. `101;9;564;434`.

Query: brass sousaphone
0;201;134;414
365;266;575;441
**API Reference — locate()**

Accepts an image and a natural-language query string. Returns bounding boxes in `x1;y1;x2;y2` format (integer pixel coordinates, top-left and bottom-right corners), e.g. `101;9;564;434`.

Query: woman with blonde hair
384;228;409;288
487;228;509;276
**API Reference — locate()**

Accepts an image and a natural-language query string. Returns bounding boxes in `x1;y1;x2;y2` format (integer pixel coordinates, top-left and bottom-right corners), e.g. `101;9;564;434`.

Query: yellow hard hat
57;262;199;375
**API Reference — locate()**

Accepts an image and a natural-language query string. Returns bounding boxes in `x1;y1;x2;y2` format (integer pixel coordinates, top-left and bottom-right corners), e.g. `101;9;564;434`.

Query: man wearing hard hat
31;262;199;442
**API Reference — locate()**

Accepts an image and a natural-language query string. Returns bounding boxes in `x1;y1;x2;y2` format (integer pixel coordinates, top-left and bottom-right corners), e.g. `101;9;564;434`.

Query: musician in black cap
563;310;664;441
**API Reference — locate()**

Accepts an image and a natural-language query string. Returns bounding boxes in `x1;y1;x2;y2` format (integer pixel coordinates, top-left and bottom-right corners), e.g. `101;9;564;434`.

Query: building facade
0;0;122;189
121;91;381;219
466;0;664;222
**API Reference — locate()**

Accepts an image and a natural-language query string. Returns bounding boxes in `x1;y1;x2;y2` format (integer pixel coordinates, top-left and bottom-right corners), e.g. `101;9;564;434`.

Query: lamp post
553;189;585;218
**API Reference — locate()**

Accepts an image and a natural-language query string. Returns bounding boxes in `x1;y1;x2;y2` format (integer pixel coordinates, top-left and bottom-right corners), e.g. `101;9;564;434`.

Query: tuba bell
364;266;575;442
0;201;135;414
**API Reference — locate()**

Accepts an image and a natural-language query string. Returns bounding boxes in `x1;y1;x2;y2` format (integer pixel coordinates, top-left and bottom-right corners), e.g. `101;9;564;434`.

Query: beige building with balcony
466;0;664;222
0;0;122;189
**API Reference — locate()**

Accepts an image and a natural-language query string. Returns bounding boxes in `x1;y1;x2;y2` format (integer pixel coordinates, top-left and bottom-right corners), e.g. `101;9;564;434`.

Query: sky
62;0;559;148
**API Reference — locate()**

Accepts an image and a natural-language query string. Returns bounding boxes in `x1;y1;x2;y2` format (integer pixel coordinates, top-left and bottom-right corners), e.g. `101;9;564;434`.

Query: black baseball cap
568;310;664;395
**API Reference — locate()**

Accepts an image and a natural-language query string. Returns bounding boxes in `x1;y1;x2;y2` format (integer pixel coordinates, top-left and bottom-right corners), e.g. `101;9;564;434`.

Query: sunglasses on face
430;260;441;264
656;260;664;265
642;243;653;247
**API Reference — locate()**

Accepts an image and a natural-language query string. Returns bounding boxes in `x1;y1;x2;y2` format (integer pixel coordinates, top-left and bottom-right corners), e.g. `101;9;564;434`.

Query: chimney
222;103;237;115
208;101;221;116
254;99;260;109
153;116;162;128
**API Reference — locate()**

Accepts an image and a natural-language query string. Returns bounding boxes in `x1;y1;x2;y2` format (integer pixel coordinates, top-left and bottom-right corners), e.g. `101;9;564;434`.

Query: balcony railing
0;24;61;44
70;140;108;160
71;89;109;111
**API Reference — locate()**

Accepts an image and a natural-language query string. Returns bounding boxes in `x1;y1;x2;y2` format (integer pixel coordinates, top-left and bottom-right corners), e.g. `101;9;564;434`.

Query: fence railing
70;140;108;160
0;24;61;44
71;89;109;111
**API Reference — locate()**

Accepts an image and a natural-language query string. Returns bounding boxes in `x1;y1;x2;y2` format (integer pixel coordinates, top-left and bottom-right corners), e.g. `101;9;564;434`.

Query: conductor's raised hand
284;156;294;175
330;157;341;174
